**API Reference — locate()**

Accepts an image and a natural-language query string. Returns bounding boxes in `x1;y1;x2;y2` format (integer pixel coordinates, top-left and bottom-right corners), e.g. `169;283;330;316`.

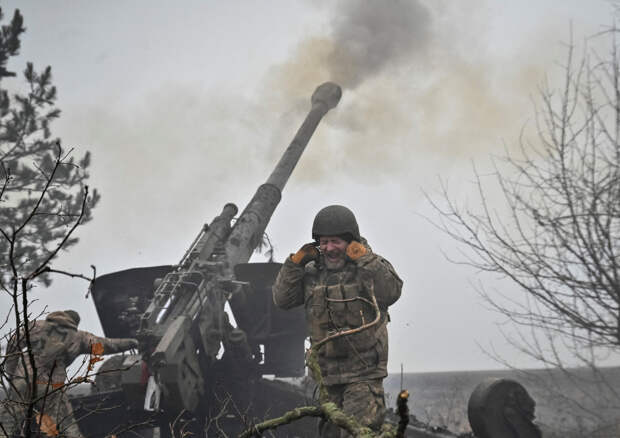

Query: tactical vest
304;261;388;384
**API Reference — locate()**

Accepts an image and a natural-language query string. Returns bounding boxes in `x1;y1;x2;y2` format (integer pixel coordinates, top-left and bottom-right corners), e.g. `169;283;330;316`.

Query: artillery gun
134;80;342;415
73;82;341;436
69;82;542;438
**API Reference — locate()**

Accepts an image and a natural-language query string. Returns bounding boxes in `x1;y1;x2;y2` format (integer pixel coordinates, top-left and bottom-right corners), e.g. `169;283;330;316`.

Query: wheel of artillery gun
467;378;542;438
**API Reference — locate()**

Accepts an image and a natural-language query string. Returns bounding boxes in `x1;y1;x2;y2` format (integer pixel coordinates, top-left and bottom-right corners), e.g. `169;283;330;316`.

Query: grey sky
1;0;616;372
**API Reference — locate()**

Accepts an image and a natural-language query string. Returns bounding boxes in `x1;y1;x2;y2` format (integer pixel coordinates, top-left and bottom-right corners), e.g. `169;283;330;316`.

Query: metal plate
91;265;173;338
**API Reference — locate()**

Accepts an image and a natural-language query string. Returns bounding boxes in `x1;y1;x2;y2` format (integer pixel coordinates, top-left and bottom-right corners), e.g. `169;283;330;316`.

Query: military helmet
312;205;360;241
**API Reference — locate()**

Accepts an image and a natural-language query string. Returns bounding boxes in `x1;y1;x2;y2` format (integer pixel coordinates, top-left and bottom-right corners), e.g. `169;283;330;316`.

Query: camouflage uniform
1;311;138;438
273;242;402;436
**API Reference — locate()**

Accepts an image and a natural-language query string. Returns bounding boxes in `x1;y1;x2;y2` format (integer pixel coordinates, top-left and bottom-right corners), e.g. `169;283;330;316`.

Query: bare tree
0;137;102;436
0;7;108;438
428;28;620;436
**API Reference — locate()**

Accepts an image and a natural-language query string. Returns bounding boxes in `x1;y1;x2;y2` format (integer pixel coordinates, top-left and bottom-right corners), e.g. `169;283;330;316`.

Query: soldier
1;310;138;438
273;205;403;437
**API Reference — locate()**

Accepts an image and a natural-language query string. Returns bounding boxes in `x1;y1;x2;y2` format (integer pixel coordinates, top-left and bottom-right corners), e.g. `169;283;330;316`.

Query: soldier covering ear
273;205;403;437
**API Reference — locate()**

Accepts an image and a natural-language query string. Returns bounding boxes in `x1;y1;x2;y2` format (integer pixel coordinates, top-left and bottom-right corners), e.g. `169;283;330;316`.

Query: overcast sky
1;0;617;373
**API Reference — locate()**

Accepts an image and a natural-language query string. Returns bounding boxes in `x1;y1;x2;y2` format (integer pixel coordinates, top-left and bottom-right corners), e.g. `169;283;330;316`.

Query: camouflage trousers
319;379;386;438
0;380;83;438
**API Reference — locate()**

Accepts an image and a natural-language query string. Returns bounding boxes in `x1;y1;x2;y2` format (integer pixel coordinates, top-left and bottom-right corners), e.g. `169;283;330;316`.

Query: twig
238;406;323;438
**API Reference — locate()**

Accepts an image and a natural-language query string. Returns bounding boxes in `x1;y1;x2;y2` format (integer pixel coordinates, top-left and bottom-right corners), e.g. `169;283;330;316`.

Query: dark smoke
327;0;431;89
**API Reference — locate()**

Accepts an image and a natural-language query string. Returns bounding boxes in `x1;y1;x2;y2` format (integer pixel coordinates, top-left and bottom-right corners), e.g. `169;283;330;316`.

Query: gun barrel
225;82;342;266
266;82;342;191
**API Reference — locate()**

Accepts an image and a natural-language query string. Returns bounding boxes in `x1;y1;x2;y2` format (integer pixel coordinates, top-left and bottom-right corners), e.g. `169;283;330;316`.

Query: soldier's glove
346;241;368;261
291;243;320;266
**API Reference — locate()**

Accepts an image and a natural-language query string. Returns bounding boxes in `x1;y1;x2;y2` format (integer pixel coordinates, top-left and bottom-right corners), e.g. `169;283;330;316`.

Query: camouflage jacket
273;242;402;385
5;311;137;387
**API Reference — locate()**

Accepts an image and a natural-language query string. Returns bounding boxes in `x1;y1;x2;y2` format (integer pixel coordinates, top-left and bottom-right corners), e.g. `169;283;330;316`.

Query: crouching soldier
1;310;138;438
273;205;403;437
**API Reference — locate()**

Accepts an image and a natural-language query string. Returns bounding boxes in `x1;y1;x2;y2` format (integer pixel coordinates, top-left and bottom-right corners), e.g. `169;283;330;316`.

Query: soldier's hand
291;243;320;265
125;339;139;350
346;241;367;261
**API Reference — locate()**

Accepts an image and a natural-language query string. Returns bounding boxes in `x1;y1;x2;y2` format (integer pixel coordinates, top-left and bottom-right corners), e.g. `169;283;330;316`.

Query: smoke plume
326;0;431;89
258;0;553;188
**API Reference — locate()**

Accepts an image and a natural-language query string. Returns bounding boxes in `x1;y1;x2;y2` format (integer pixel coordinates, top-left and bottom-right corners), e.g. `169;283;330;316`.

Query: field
5;366;619;436
384;367;620;437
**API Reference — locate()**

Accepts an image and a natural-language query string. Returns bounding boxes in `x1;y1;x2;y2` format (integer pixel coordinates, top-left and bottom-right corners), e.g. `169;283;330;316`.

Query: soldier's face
319;236;348;270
